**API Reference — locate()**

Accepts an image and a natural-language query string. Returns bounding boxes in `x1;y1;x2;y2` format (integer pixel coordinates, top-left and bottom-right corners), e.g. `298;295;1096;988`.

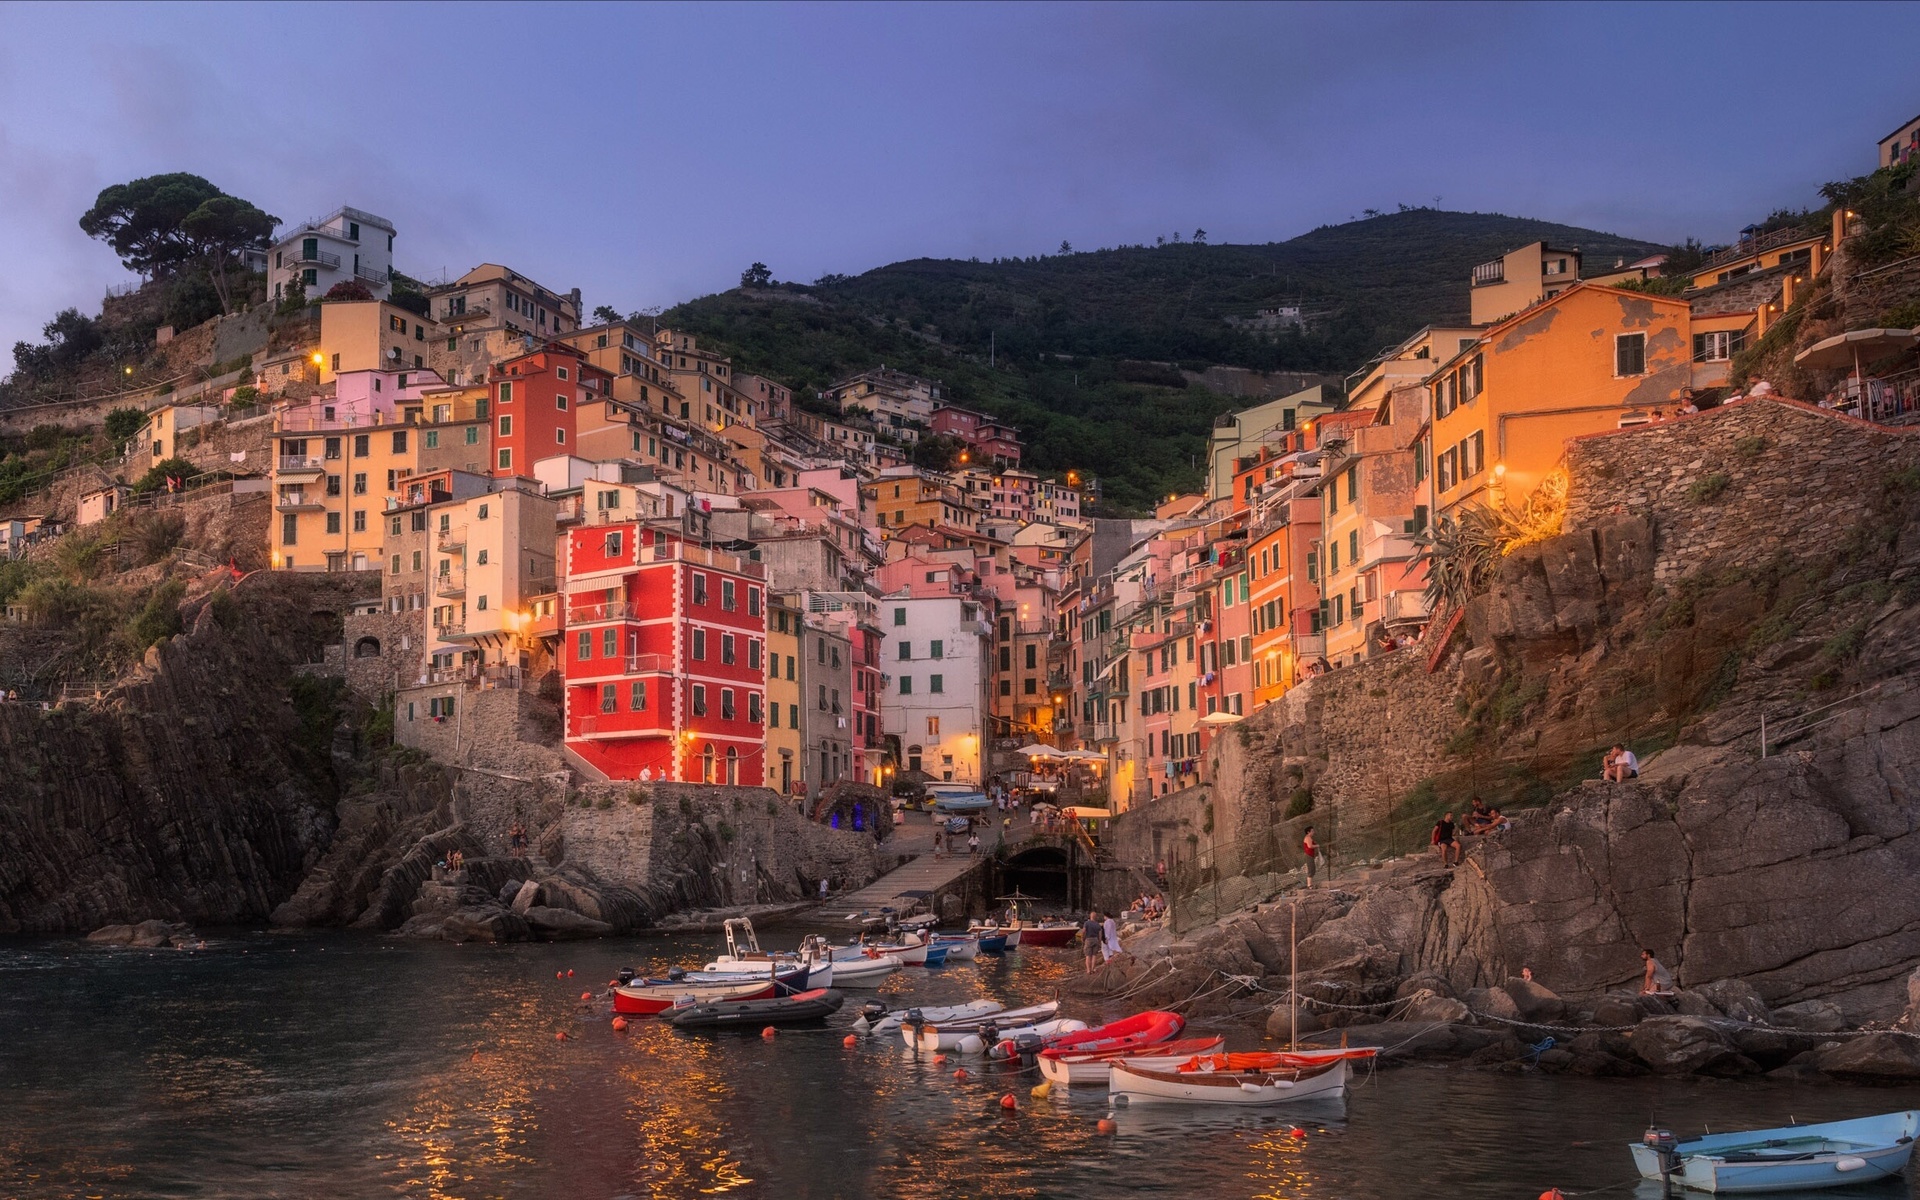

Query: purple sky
2;2;1915;360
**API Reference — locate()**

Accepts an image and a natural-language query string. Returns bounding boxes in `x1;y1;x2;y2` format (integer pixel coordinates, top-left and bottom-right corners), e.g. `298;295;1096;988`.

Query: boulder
1695;978;1771;1025
1394;973;1456;1001
1400;989;1472;1025
1813;1033;1920;1083
1590;994;1644;1028
1728;1027;1813;1070
129;919;177;947
1764;1063;1833;1085
1672;989;1721;1019
1772;999;1846;1033
1907;966;1920;1027
523;906;614;939
1503;977;1567;1023
1628;1016;1744;1075
1535;1047;1576;1072
509;879;542;915
86;924;136;944
441;906;530;943
1301;1020;1475;1062
1633;994;1675;1018
1477;987;1521;1024
1267;1007;1324;1037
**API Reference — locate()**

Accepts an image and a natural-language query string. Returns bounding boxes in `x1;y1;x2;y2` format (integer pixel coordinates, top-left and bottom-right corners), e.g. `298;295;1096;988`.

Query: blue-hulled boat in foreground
1631;1111;1916;1193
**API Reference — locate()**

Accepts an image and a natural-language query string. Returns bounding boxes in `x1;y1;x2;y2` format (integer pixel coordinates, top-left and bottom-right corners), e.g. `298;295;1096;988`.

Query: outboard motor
667;967;686;982
616;967;637;986
859;1000;889;1021
1644;1127;1679;1192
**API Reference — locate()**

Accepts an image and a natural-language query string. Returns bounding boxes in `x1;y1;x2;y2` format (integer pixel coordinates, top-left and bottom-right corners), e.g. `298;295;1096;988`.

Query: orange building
488;345;613;479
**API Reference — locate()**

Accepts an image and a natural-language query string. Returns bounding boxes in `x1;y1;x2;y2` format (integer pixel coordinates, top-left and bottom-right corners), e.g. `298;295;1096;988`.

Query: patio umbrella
1015;743;1067;758
1198;711;1244;726
1794;327;1918;379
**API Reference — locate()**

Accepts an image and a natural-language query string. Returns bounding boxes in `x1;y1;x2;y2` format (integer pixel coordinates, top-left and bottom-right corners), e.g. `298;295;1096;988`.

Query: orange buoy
953;1068;968;1081
555;1030;569;1041
579;991;592;1002
567;969;574;977
932;1053;947;1065
761;1026;777;1039
1288;1127;1306;1139
843;1034;858;1047
555;971;563;980
1538;1192;1566;1200
999;1093;1017;1110
611;1016;629;1032
1097;1118;1116;1134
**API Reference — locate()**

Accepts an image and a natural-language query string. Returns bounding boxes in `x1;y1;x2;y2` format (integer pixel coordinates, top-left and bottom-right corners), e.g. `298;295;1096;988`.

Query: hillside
662;209;1663;511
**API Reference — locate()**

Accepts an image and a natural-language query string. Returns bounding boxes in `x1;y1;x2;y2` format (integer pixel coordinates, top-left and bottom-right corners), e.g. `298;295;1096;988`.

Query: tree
1059;240;1073;255
1192;228;1208;244
593;304;623;325
79;173;223;276
177;194;276;313
740;262;773;288
11;309;102;379
322;280;374;302
105;407;146;443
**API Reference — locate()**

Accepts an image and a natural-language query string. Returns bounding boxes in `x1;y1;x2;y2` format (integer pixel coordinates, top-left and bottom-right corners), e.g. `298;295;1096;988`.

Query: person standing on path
1082;912;1102;975
1301;825;1321;887
967;831;980;857
1431;813;1460;868
1102;911;1121;962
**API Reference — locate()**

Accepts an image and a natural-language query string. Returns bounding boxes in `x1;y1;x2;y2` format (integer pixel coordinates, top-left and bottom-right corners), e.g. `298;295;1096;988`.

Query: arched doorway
353;636;381;658
999;845;1073;905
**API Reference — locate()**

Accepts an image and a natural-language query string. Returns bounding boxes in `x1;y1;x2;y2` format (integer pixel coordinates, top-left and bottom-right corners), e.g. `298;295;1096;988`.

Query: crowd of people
1428;797;1512;868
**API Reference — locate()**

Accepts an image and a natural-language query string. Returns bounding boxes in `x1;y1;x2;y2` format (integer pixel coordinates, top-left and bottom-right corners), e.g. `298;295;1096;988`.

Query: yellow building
273;420;421;572
863;470;976;533
1468;241;1584;326
1427;283;1693;521
1687;230;1826;291
317;300;443;383
423;484;560;675
765;596;804;794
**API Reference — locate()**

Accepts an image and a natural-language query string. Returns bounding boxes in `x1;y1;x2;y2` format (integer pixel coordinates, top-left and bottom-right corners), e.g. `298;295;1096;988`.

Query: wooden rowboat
612;978;776;1017
1631;1111;1919;1194
1109;1055;1350;1106
1038;1036;1226;1087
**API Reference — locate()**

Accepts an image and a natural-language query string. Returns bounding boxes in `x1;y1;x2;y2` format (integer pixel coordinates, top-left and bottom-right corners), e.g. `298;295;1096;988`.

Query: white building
269;206;397;302
881;589;992;783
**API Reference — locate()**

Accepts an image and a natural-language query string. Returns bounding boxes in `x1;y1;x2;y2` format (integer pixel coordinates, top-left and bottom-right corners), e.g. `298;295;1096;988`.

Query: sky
1;1;1916;359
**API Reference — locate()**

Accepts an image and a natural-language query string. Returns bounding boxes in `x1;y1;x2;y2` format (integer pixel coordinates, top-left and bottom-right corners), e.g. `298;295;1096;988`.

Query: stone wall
1563;397;1920;585
341;609;426;702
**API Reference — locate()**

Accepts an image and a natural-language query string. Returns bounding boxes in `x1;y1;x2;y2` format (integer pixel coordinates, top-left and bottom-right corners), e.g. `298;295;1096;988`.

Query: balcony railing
275;491;326;511
570;601;637;622
647;539;767;579
434;569;467;596
441;300;491;323
355;265;390;287
1294;633;1326;658
1382;590;1429;626
436;526;466;552
577;715;669;737
1471;260;1505;287
1361;531;1418;569
288;247;343;269
277;455;325;473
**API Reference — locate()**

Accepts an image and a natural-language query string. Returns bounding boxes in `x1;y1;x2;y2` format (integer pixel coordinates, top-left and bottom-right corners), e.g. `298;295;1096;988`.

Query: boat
985;892;1080;948
1036;1037;1228;1087
825;954;902;988
612;978;777;1016
1109;1054;1351;1106
920;943;950;968
700;922;835;988
901;1000;1076;1053
965;919;1023;950
973;930;1009;955
1040;1010;1185;1057
929;934;980;961
924;1017;1088;1056
1630;1111;1919;1194
925;782;991;813
662;987;846;1030
859;999;1005;1036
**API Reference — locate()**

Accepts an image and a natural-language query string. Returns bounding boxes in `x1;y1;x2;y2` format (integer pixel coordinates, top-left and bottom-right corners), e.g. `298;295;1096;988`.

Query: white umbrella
1795;327;1918;380
1198;711;1244;726
1064;748;1105;760
1015;743;1067;759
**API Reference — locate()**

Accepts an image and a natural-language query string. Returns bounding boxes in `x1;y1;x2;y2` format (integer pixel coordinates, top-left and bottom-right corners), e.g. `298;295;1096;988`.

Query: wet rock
1503;977;1566;1023
1728;1027;1814;1070
86;924;137;944
1267;1007;1324;1038
440;906;529;944
1764;1062;1833;1085
1672;989;1721;1019
1695;979;1771;1025
523;906;613;939
1400;989;1471;1024
1813;1033;1920;1082
1478;987;1521;1023
509;879;542;915
1628;1016;1744;1075
1633;994;1675;1018
1907;966;1920;1027
1772;999;1846;1033
1535;1047;1576;1072
1590;994;1644;1027
1394;972;1456;1001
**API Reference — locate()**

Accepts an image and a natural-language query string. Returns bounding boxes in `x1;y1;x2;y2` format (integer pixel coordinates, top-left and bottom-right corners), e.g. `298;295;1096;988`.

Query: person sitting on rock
1604;745;1639;783
1640;948;1676;997
1464;797;1493;834
1430;813;1461;867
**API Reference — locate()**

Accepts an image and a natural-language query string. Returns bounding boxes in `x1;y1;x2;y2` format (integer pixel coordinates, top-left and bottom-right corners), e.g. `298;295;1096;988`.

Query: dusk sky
2;2;1916;360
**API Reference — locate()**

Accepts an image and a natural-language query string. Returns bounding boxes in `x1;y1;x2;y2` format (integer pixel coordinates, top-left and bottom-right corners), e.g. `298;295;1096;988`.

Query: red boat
1037;1036;1227;1087
991;892;1082;947
1041;1010;1184;1057
612;978;775;1016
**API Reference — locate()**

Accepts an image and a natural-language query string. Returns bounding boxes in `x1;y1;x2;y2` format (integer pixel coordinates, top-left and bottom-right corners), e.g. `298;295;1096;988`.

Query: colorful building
488;344;613;479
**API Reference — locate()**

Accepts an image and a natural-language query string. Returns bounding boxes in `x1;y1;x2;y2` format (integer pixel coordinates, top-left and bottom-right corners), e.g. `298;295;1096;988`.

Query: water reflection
3;930;1919;1200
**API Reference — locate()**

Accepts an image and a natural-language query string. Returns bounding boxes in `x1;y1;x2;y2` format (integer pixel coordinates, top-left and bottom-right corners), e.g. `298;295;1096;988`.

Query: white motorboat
1036;1037;1227;1087
900;1001;1073;1053
1109;1052;1355;1106
860;999;1006;1036
929;934;979;961
825;954;902;988
1631;1111;1919;1194
701;924;834;988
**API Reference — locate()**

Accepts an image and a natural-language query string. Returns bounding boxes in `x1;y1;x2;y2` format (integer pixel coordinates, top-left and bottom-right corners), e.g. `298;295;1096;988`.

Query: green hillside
661;209;1664;513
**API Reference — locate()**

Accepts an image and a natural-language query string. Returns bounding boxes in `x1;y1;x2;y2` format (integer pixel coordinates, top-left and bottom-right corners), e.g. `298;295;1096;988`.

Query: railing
570;602;637;622
277;410;398;432
441;300;491;322
277;455;325;472
1294;633;1326;658
1381;590;1429;625
275;490;325;510
287;247;343;269
648;540;766;578
355;266;390;287
436;525;466;551
1471;260;1506;287
1361;531;1418;568
434;569;467;594
1699;226;1819;273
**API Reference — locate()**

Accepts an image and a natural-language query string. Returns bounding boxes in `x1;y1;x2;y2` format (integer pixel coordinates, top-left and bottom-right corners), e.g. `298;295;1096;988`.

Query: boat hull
899;1000;1062;1051
1629;1111;1920;1194
1015;924;1079;947
826;956;900;988
1038;1037;1226;1087
867;999;1005;1036
911;1016;1087;1054
1109;1059;1348;1106
613;979;776;1016
662;988;846;1030
930;937;979;961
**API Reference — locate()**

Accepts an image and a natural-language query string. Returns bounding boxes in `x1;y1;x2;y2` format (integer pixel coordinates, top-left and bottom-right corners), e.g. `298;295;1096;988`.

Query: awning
1198;711;1244;726
1016;743;1067;759
1064;806;1112;820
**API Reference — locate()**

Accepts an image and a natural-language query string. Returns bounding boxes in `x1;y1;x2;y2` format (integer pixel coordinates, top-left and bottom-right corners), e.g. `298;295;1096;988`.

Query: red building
562;523;767;781
490;344;614;479
930;404;1023;467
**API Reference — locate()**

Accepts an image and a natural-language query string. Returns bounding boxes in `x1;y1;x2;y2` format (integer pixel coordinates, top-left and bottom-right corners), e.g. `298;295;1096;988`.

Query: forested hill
662;209;1663;512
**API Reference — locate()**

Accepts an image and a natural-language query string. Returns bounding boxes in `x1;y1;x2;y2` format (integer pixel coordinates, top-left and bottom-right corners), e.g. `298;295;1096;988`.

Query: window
930;639;944;660
769;702;780;728
1023;678;1037;694
556;366;569;381
499;381;513;404
927;716;940;737
893;608;906;626
898;641;912;660
390;555;401;575
721;689;736;720
748;639;761;670
1616;332;1647;377
424;430;439;449
789;704;799;728
475;549;488;566
692;629;707;660
999;645;1011;671
1693;330;1744;363
721;579;736;611
1000;679;1012;696
326;512;341;534
749;693;763;723
1346;468;1358;503
497;449;512;470
352;510;366;533
747;588;761;616
465;426;479;446
1023;644;1036;669
818;684;828;710
692;685;707;717
1349;530;1359;563
391;431;407;454
498;415;512;437
1467;431;1485;478
326;474;342;497
353;473;367;495
604;531;623;557
899;676;913;695
929;674;944;693
1438;447;1457;492
599;684;617;714
1460;353;1483;401
577;631;592;660
602;628;617;657
1328;540;1339;572
722;634;736;665
692;574;708;605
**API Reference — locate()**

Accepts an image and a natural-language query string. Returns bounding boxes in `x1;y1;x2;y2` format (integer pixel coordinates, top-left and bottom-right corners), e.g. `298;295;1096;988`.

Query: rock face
0;575;372;934
1628;1017;1754;1076
1812;1033;1920;1083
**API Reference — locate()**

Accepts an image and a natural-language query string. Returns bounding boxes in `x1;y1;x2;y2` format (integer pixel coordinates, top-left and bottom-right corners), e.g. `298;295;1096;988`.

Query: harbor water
4;927;1917;1199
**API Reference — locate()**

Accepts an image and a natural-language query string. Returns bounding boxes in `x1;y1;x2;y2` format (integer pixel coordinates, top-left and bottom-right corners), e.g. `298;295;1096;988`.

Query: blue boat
1631;1111;1917;1193
921;944;950;967
975;931;1008;955
926;783;991;813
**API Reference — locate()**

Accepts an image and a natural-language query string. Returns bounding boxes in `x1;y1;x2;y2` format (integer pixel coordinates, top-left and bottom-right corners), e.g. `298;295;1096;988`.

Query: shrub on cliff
131;456;199;496
126;579;186;652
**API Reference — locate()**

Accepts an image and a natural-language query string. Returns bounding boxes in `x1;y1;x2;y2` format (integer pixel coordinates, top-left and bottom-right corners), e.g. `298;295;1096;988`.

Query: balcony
441;299;491;323
287;246;343;269
1361;531;1419;570
646;539;767;579
436;525;466;552
1382;590;1430;627
569;601;637;623
1471;260;1506;287
576;714;669;738
434;569;467;597
276;455;325;474
275;490;326;512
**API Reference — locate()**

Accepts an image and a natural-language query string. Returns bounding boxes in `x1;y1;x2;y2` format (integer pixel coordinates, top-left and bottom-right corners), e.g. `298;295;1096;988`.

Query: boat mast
1289;897;1298;1052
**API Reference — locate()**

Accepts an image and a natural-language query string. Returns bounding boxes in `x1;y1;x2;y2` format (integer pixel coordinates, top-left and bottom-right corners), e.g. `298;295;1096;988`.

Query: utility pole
990;331;995;368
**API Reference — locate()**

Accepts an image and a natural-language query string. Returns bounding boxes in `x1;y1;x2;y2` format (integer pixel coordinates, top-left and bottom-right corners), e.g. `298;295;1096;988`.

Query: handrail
1759;677;1900;756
